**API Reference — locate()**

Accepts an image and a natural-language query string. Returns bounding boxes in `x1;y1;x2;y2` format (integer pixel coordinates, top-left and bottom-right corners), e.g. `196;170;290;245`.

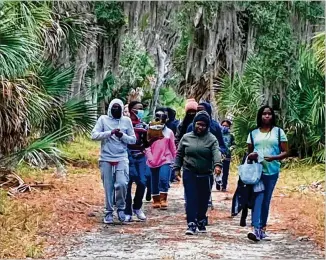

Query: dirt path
57;183;323;260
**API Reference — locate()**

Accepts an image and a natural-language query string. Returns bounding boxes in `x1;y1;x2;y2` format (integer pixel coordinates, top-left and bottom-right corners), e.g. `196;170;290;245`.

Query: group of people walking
91;97;288;241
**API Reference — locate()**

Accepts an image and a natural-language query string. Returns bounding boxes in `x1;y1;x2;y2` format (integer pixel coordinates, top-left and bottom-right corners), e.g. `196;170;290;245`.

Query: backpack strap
250;131;254;149
278;127;281;150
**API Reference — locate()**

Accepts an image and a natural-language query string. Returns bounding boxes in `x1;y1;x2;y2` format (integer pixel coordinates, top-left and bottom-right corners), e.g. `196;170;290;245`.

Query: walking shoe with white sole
125;214;133;222
103;213;114;224
185;222;197;235
197;219;207;233
133;209;147;221
117;210;126;223
248;228;261;242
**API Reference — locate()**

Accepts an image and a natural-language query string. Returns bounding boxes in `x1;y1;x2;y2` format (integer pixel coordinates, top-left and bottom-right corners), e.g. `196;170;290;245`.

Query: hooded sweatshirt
145;126;177;168
174;111;222;175
186;102;227;154
91;98;136;162
165;107;180;135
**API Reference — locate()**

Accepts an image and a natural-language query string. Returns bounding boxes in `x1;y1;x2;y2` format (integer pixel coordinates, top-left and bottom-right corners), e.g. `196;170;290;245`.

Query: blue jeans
183;169;212;224
150;164;171;195
99;160;129;214
222;159;231;189
145;163;151;196
252;173;279;228
125;153;147;215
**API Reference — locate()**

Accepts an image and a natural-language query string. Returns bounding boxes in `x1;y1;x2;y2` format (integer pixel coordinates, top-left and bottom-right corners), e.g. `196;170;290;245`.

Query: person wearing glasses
145;108;177;210
174;111;222;235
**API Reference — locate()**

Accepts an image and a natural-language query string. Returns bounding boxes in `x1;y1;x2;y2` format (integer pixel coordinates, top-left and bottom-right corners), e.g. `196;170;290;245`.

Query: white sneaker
133;209;147;221
125;214;133;222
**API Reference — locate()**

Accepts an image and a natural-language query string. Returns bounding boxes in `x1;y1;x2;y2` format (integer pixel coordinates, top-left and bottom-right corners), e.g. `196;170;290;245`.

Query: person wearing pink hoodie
145;108;177;210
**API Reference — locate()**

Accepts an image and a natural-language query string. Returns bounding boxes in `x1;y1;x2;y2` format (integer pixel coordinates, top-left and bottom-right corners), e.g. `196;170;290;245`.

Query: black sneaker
185;222;197;235
197;220;207;233
146;191;151;202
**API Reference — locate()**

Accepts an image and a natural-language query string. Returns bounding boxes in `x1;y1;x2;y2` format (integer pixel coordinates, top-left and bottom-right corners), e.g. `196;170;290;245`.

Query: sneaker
216;183;221;191
197;220;207;233
185;222;197;235
248;228;261;242
260;229;269;239
125;214;133;222
103;213;114;224
133;209;147;221
117;210;126;222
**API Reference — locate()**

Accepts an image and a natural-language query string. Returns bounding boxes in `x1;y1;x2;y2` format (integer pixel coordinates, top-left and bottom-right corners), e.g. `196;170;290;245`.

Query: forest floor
0;138;324;259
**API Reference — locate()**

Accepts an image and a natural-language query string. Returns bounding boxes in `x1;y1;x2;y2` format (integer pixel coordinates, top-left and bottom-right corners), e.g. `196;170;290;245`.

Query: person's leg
222;160;231;190
145;165;152;201
125;155;136;217
248;191;264;241
158;164;171;209
183;169;198;235
114;160;129;222
261;173;279;230
132;155;147;220
150;167;160;208
99;161;114;223
197;175;212;232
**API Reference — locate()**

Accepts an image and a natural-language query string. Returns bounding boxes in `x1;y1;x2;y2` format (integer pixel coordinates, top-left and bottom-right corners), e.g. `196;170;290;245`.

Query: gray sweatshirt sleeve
120;118;136;145
212;140;222;168
91;116;111;140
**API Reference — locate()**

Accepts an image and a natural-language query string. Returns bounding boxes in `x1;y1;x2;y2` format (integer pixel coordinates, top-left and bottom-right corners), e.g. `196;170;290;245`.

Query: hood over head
198;102;212;117
108;98;124;118
193;110;211;135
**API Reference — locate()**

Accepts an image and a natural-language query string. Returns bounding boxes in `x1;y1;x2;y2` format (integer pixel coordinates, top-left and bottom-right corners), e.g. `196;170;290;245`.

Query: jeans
150;164;171;195
183;169;212;224
145;163;152;197
222;159;231;189
99;160;129;214
251;173;279;228
125;153;147;215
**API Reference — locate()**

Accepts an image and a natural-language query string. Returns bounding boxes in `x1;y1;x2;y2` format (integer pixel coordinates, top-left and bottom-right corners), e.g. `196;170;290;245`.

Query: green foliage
159;87;185;120
94;1;125;38
0;2;97;169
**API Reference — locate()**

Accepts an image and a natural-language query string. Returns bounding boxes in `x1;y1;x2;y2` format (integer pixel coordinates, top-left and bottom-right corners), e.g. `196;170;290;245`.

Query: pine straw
0;166;103;258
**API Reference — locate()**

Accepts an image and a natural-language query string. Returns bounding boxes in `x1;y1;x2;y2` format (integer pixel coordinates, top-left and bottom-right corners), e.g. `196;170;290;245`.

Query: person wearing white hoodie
91;99;136;224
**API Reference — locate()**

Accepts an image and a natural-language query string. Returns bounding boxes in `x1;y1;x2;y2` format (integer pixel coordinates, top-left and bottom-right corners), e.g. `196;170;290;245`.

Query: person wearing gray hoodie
91;98;136;224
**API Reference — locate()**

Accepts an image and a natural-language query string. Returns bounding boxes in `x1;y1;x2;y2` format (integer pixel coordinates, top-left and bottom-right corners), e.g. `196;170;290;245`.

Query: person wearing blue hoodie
186;102;227;155
91;98;136;224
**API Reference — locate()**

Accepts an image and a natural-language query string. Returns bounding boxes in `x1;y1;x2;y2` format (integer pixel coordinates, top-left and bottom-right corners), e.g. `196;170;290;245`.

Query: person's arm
214;123;227;154
265;129;288;162
120;118;136;145
174;137;185;171
168;131;177;159
230;134;236;152
212;139;222;174
247;132;258;161
91;116;112;140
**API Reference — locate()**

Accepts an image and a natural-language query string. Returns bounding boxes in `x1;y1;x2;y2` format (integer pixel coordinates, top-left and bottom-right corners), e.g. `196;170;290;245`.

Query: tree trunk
151;44;166;116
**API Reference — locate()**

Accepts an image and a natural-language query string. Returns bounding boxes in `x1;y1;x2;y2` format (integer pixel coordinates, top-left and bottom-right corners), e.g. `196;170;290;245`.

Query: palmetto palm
0;2;97;169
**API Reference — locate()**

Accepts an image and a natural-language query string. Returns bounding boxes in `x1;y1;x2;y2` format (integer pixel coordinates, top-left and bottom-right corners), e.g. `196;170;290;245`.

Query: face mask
111;106;122;119
222;126;230;134
136;110;144;120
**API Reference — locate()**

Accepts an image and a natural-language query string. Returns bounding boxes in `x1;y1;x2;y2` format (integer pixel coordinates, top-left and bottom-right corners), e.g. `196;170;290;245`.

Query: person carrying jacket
174;111;222;235
91;98;136;224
